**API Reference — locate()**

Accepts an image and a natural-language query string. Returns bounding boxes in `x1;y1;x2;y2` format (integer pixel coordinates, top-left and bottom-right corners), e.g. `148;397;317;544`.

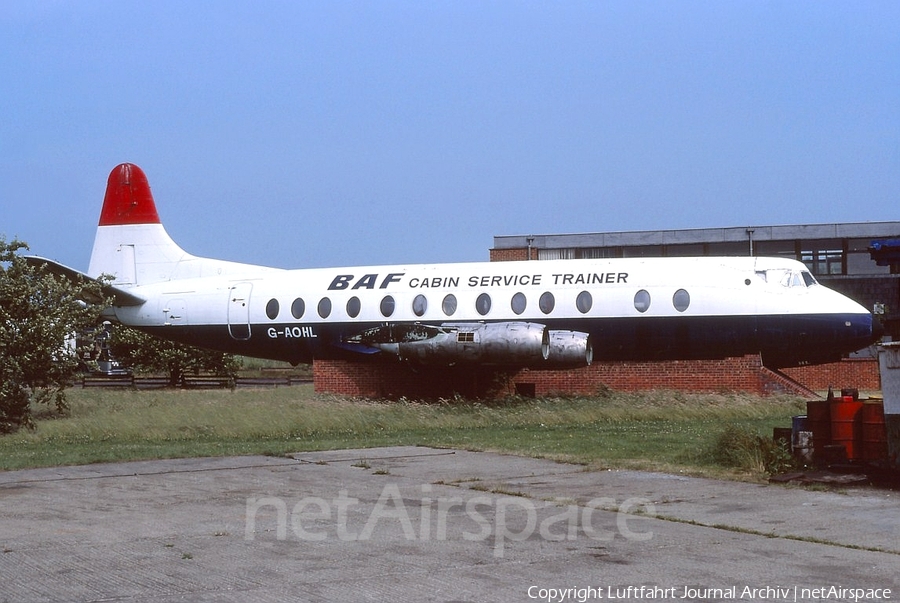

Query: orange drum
830;397;863;461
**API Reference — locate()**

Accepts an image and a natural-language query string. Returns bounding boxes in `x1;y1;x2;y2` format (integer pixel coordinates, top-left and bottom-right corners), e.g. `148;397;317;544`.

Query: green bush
709;424;794;475
1;238;109;432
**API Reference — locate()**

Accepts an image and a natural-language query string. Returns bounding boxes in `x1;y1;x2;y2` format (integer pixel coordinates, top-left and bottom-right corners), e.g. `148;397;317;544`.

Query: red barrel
830;396;863;461
862;401;888;462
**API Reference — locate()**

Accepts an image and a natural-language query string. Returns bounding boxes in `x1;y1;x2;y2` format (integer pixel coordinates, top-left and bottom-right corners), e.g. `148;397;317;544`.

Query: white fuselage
79;164;880;370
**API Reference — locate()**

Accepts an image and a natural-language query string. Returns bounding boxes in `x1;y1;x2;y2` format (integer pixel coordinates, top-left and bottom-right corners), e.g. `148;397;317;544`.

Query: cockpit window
776;270;814;288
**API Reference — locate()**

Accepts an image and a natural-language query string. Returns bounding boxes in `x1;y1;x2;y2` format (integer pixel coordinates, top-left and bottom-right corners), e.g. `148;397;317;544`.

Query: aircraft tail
88;163;272;286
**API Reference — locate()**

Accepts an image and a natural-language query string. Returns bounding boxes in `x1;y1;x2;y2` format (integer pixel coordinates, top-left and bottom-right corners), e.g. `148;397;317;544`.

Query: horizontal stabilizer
23;256;146;307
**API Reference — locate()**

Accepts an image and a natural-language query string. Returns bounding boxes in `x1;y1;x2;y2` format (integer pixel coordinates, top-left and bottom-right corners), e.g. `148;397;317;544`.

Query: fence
80;375;312;390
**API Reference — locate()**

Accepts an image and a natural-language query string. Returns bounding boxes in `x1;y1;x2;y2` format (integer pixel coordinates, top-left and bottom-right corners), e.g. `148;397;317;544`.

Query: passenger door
227;282;253;340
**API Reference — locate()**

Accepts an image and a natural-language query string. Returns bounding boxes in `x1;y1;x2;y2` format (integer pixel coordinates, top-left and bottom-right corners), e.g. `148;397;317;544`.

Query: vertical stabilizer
88;163;194;285
98;163;161;226
88;163;277;286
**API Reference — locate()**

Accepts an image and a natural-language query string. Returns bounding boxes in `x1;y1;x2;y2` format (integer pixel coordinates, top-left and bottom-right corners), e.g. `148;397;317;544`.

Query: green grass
0;386;806;479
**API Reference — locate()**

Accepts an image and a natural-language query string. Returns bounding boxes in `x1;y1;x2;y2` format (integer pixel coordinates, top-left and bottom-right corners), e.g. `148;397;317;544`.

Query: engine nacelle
358;322;550;366
545;330;593;367
347;322;591;367
372;322;550;366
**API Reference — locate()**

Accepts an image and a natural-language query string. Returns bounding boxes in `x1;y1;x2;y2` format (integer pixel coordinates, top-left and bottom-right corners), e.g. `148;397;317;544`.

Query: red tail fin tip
98;163;161;226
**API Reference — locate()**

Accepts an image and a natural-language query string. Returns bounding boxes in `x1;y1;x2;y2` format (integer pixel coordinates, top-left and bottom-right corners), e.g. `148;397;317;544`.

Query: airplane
29;163;881;371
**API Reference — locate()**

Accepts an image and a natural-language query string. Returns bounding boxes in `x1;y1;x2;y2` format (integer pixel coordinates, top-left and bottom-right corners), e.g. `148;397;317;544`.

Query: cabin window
380;295;395;317
317;297;332;319
511;292;527;315
346;296;361;318
442;294;457;316
576;291;592;314
634;290;651;313
673;289;690;312
476;293;492;316
265;299;279;320
412;294;427;317
539;292;555;314
291;298;305;319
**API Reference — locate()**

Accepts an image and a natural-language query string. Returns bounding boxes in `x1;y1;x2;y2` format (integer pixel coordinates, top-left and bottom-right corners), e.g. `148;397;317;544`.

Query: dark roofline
493;221;900;250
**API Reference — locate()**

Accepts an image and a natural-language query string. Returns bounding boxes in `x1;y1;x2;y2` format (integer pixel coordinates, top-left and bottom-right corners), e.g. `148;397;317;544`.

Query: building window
538;249;574;260
576;248;616;259
802;249;844;276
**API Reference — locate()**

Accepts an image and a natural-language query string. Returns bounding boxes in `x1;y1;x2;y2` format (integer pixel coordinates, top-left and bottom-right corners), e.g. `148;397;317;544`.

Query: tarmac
1;446;898;602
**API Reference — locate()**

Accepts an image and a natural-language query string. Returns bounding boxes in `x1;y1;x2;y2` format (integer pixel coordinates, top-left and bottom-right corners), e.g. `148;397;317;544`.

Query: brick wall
489;248;530;262
782;358;880;392
508;355;816;397
313;360;513;399
313;355;876;399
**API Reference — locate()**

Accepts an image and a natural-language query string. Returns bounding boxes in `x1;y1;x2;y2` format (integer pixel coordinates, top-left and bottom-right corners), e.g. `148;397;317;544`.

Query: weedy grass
0;386;806;479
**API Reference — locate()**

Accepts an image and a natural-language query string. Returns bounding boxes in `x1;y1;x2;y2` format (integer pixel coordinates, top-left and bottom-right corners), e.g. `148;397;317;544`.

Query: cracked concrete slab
1;447;897;602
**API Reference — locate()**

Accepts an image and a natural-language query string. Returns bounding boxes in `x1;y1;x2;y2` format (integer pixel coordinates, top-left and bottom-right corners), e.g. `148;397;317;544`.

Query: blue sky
2;1;898;270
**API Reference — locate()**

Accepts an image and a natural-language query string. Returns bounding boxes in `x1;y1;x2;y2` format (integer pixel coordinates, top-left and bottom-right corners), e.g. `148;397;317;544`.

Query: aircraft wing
23;256;146;307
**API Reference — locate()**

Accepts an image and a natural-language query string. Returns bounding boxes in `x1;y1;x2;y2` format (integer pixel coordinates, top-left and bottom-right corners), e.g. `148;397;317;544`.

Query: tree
0;238;110;432
109;325;239;387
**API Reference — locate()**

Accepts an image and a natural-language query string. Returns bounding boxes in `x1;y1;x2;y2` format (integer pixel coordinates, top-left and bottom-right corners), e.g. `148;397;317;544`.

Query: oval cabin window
442;294;457;316
673;289;690;312
476;293;492;316
412;294;427;317
380;295;395;317
634;290;651;313
576;291;592;314
317;297;332;319
539;292;555;314
291;298;305;319
511;292;527;315
266;298;279;320
346;296;361;318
